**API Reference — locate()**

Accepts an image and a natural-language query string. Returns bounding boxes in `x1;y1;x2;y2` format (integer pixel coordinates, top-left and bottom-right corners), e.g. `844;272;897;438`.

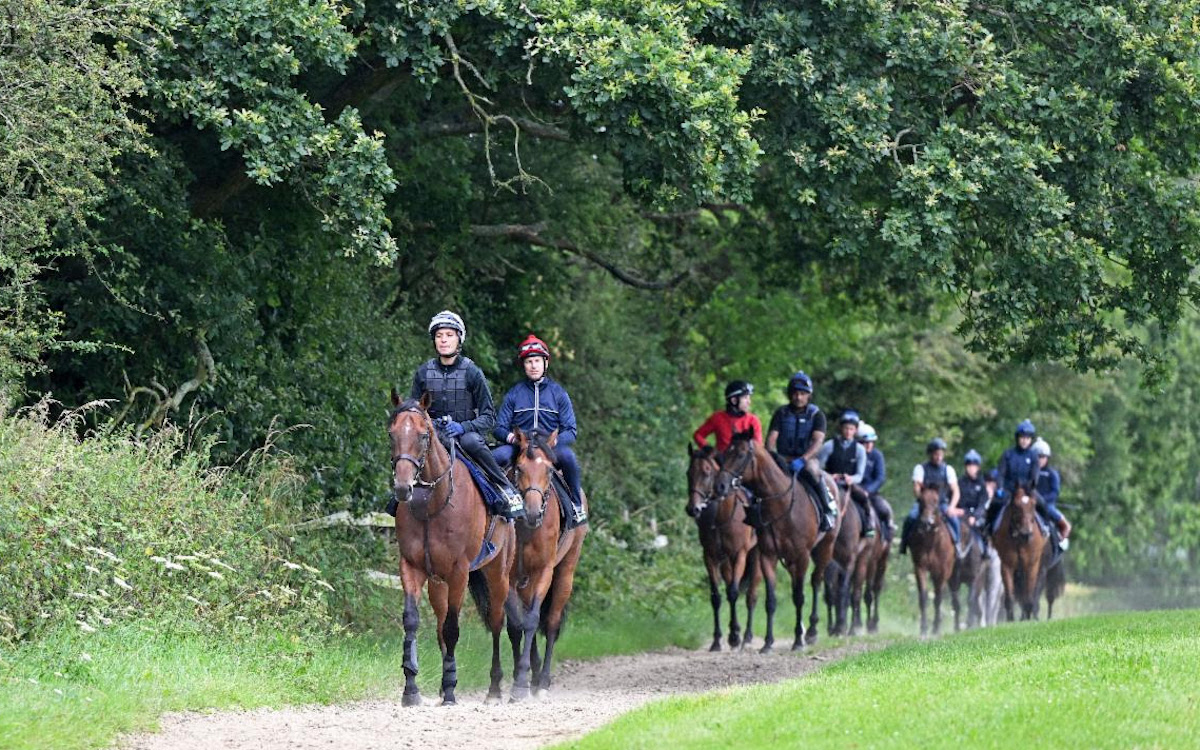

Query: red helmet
517;334;551;361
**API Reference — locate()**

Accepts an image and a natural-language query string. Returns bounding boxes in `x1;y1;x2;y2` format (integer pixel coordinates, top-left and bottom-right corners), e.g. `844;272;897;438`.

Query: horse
950;517;1002;628
686;444;760;651
713;431;838;651
1042;540;1066;620
992;485;1048;621
504;427;588;700
908;484;958;636
822;482;870;637
388;392;514;706
863;495;893;634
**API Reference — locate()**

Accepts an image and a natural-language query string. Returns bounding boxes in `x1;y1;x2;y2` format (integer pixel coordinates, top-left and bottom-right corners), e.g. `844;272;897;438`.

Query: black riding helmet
725;380;754;401
926;437;948;453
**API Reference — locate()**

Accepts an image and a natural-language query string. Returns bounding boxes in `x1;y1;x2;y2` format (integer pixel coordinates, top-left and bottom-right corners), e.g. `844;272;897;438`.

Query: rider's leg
554;446;588;526
941;502;961;544
491;443;515;467
898;502;918;554
871;493;895;542
850;485;874;537
460;431;524;518
804;458;838;532
1038;497;1071;540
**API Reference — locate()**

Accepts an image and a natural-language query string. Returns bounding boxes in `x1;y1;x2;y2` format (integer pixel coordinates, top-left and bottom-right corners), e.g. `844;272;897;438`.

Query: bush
0;404;335;643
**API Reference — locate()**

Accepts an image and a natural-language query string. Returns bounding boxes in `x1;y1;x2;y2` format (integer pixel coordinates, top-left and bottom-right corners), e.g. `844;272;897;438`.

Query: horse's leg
850;551;869;636
999;559;1015;622
535;537;584;697
432;573;466;706
986;554;1003;626
706;557;723;652
483;559;510;704
742;549;760;649
758;553;778;653
791;555;812;651
932;571;947;636
727;550;748;648
399;559;427;707
914;564;929;636
807;534;834;645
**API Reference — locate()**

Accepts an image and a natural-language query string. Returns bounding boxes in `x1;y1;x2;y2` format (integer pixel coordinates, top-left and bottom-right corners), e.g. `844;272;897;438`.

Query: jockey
899;438;962;554
986;419;1039;533
1034;439;1071;548
958;450;989;533
766;371;837;532
818;410;872;537
410;311;524;520
693;380;763;452
492;334;588;528
857;422;895;543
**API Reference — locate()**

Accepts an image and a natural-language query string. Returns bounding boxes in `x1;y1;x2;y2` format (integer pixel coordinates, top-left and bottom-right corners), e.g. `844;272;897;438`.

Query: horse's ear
514;427;527;451
734;428;754;442
547;429;558;448
391;388;401;407
688;443;695;458
419;391;432;411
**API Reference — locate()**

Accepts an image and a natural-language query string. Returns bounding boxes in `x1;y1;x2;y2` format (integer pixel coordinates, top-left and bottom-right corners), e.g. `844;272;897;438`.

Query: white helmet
1033;438;1051;457
428;310;466;344
857;422;878;443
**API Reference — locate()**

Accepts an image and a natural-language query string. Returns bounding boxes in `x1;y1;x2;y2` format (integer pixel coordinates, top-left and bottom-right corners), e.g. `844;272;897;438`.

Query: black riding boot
458;432;524;519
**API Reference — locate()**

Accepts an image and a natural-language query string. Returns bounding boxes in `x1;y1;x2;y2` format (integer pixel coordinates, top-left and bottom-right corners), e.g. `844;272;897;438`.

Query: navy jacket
998;445;1038;495
1036;466;1061;506
862;447;886;495
493;377;578;446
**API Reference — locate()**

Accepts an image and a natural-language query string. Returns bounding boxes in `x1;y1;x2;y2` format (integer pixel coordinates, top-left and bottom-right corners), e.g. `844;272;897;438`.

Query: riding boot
898;516;914;555
460;431;525;520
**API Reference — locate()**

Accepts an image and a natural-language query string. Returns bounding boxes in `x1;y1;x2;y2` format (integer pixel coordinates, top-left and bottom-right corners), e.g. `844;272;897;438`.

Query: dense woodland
4;0;1200;588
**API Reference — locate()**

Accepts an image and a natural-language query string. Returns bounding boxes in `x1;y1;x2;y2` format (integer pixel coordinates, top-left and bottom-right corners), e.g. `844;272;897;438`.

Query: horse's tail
538;594;569;637
467;569;490;623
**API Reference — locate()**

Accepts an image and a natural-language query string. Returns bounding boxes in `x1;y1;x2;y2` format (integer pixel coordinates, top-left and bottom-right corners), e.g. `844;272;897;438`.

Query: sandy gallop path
119;639;882;750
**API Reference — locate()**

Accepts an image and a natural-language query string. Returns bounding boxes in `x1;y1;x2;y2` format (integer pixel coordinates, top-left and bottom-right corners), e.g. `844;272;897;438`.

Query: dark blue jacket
998;446;1038;495
493;377;578;446
862;447;886;494
1036;466;1061;506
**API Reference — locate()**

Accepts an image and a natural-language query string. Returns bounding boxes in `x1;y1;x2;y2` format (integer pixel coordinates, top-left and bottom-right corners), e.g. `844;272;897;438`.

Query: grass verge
556;608;1200;749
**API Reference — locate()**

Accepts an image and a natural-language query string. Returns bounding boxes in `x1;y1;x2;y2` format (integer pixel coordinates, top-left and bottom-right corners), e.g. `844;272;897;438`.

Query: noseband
514;462;552;530
389;410;452;496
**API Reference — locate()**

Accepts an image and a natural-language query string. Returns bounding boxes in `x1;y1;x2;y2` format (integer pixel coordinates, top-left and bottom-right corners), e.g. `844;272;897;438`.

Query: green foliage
0;406;333;643
563;609;1200;749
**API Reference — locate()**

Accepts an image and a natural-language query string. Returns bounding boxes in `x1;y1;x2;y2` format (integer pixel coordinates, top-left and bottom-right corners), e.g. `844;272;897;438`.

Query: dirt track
118;638;882;750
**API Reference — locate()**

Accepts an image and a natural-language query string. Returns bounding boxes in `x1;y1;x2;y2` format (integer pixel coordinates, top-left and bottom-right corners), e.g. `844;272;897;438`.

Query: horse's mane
692;444;716;460
522;429;558;462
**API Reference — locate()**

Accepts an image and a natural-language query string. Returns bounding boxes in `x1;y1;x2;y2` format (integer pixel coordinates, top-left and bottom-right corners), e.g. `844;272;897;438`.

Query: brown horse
909;484;958;636
714;432;838;651
992;486;1048;621
388;392;514;706
1042;534;1066;619
687;444;760;651
823;482;869;637
505;428;587;700
862;495;892;634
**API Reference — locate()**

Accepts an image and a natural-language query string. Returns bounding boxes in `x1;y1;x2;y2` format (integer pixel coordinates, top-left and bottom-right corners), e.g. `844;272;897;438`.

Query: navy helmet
964;449;982;465
1015;419;1036;438
787;371;814;394
985;468;1000;483
840;409;861;425
926;437;948;453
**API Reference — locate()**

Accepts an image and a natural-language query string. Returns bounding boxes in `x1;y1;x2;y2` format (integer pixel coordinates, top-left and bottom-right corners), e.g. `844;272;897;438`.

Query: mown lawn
557;609;1200;750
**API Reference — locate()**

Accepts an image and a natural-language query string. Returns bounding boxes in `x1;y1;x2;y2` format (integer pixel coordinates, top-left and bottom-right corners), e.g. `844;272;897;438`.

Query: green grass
556;609;1200;750
0;600;720;750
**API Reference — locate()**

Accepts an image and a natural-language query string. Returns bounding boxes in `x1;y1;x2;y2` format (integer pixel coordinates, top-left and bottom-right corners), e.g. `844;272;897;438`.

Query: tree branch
469;223;688;290
420;116;570;142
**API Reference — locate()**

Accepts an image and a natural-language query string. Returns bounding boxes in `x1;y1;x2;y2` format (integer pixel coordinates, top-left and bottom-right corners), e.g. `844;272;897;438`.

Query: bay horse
686;444;760;651
992;485;1047;621
1042;537;1066;619
505;428;587;700
713;431;838;651
388;392;514;706
950;520;1002;628
861;507;891;634
823;482;869;637
909;484;958;636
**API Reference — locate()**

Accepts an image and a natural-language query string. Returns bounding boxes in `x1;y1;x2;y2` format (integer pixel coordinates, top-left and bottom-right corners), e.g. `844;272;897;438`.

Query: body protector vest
959;476;988;514
421;358;477;423
776;404;820;457
825;438;859;476
921;461;950;504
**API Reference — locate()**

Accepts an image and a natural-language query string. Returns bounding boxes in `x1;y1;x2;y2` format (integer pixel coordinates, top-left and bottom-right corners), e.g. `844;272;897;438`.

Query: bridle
389;408;454;506
687;456;719;517
513;460;552;530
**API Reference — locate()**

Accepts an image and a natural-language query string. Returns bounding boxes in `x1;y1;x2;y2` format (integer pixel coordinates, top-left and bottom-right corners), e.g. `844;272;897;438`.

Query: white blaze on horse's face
1020;496;1030;506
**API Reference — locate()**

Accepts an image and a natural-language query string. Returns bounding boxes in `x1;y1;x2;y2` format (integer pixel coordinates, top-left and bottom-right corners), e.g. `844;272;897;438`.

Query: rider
899;438;962;554
1033;438;1071;548
858;422;895;542
409;310;524;520
818;410;871;537
958;450;989;538
492;334;588;528
987;419;1039;534
766;371;837;532
693;380;763;452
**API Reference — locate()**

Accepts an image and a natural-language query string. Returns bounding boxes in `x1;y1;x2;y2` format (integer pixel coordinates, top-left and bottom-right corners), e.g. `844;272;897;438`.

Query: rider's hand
789;457;805;473
995;488;1006;500
506;432;516;445
445;421;465;438
948;507;965;517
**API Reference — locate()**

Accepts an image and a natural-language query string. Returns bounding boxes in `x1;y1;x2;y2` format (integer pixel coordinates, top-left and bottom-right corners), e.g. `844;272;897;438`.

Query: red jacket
693;410;763;453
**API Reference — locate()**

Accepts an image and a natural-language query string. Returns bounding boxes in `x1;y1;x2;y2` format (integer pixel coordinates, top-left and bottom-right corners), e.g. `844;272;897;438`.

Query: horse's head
387;390;436;503
686;444;720;518
917;483;942;530
513;428;558;529
713;430;758;500
1007;485;1038;540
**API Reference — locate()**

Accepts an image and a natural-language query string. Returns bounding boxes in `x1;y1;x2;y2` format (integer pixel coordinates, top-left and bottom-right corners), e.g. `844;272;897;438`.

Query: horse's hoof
728;633;741;648
401;692;422;707
510;687;531;702
759;643;773;654
441;696;456;707
533;687;549;700
805;632;819;646
791;640;805;652
709;641;722;652
484;692;502;706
